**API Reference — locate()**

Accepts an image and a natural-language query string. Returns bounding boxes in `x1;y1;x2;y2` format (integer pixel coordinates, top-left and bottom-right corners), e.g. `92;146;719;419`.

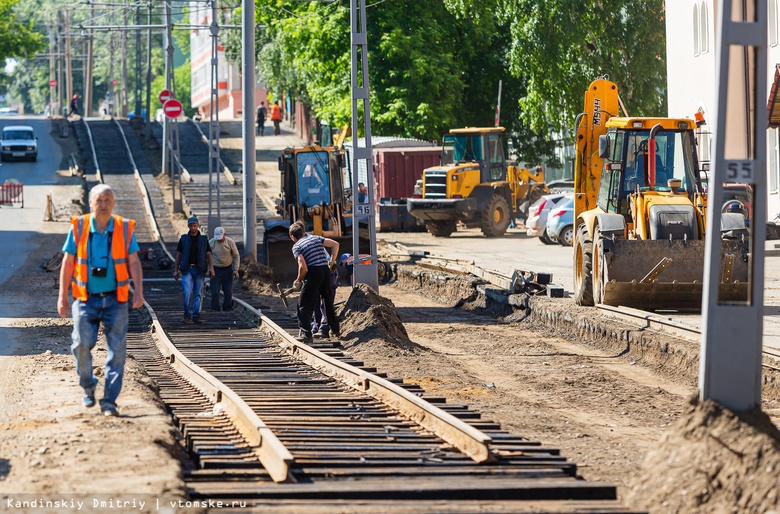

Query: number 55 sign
725;160;754;182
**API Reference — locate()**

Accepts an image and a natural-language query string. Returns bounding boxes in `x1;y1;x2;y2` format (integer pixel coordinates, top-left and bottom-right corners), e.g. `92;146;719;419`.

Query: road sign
163;99;183;118
158;89;173;104
49;79;57;88
112;78;118;87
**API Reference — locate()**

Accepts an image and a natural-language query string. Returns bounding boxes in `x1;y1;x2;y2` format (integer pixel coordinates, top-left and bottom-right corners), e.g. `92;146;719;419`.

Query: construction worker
271;101;282;136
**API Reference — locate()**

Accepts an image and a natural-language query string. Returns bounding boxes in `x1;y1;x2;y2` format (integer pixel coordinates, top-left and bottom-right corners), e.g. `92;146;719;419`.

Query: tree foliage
0;0;43;62
444;0;667;136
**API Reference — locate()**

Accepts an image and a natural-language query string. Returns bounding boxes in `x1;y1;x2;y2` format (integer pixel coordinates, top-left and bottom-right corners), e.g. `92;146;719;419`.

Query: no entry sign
158;89;173;104
163;99;183;118
49;79;57;87
112;78;118;87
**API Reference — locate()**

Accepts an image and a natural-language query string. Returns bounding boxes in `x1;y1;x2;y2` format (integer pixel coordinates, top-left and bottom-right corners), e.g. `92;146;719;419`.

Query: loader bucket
598;238;749;310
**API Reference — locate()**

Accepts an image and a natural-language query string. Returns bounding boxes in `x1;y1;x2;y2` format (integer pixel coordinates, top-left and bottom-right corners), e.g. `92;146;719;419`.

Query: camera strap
88;229;113;269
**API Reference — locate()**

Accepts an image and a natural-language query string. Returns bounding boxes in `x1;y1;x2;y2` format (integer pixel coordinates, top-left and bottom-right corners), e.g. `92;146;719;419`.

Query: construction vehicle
572;78;749;310
262;141;368;284
407;127;549;237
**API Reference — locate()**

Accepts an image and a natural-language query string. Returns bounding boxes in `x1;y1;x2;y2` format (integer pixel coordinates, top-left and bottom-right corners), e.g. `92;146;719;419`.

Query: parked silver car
526;192;571;244
546;195;575;246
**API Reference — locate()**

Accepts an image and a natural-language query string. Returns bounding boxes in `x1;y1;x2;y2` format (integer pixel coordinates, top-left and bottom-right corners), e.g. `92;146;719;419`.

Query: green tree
444;0;667;135
151;59;197;117
0;0;43;61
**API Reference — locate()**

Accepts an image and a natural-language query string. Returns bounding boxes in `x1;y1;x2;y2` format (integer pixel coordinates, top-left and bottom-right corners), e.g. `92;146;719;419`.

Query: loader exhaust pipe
648;123;662;189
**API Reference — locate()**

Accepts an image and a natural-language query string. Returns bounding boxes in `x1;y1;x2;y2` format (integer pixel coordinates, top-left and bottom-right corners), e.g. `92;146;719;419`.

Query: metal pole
162;1;171;189
350;0;378;290
121;8;128;117
85;1;94;117
58;11;65;116
49;23;55;115
65;9;73;113
109;33;115;116
700;0;767;410
207;0;222;234
242;0;256;260
145;1;152;142
134;7;142;117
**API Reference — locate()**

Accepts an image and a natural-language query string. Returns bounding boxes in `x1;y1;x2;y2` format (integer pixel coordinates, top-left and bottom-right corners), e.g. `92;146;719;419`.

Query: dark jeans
257;120;265;136
313;270;339;334
298;265;339;337
210;266;234;310
273;120;281;135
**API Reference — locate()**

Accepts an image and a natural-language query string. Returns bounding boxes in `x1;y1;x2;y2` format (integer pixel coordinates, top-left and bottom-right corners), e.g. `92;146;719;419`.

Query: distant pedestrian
173;216;214;324
256;101;267;136
57;184;144;417
289;221;341;342
69;93;79;117
271;101;282;136
208;227;240;311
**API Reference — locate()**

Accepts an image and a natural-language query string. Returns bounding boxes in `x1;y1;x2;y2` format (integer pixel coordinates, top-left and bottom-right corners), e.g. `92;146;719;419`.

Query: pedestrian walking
256;101;267;136
173;216;214;324
208;227;240;311
271;100;282;136
69;93;79;117
57;184;144;417
289;221;341;342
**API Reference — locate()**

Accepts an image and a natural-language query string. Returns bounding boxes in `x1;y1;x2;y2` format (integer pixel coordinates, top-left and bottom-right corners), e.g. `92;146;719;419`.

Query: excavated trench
389;263;780;401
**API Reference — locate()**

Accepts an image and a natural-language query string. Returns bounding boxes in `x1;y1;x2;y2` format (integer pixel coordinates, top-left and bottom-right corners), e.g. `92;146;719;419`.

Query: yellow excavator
407;127;549;237
262;128;368;283
572;78;749;310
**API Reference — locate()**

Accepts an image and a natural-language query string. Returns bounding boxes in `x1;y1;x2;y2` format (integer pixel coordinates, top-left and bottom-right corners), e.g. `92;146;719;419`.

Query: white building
666;0;780;219
189;3;266;119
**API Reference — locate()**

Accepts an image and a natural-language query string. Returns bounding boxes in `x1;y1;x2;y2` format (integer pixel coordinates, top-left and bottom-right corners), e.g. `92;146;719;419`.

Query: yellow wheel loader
573;78;749;310
407;127;549;237
262;143;368;284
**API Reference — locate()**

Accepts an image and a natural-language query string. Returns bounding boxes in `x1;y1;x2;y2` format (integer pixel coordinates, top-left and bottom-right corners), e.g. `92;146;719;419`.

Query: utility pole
700;0;767;410
134;7;142;117
121;8;128;117
207;0;222;235
162;1;172;178
242;0;256;259
109;33;115;116
58;11;64;116
349;0;378;290
49;22;55;114
145;1;152;142
85;1;94;117
65;9;73;113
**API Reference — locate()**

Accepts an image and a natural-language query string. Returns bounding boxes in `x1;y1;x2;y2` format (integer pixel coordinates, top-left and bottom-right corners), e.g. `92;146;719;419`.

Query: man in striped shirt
289;221;341;343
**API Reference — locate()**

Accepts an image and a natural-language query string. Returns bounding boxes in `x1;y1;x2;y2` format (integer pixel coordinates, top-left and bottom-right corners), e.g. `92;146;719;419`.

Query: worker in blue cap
173;216;214;324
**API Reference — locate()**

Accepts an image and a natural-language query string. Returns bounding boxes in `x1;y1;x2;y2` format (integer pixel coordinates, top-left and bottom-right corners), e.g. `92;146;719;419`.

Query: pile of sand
627;399;780;513
238;258;276;296
338;283;419;352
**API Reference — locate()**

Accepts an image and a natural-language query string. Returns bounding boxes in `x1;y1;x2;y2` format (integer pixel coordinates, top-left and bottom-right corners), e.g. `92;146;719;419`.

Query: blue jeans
71;294;129;410
210;266;234;310
182;267;205;318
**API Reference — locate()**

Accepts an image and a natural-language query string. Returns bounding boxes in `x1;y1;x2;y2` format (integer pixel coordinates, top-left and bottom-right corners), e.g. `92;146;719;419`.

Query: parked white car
1;125;37;162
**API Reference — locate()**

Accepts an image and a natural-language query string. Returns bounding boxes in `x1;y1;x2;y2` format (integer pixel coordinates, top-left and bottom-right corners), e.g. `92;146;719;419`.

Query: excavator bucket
598;239;749;310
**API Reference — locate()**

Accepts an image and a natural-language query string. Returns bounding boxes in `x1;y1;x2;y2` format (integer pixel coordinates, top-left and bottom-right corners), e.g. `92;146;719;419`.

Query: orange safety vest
71;214;135;302
270;104;282;121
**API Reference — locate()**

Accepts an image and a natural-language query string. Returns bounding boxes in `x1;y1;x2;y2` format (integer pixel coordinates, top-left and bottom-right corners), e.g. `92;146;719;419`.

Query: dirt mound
238;258;276;296
338;283;420;352
627;399;780;513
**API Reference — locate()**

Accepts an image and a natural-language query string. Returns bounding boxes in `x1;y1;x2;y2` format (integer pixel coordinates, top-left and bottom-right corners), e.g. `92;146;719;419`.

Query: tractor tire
426;220;456;237
573;223;594;306
480;194;511;237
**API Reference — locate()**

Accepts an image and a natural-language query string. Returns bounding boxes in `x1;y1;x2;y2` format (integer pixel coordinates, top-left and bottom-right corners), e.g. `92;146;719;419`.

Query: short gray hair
89;184;115;203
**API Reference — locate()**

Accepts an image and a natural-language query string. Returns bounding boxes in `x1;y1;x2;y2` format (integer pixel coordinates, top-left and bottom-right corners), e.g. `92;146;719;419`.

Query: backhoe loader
572;78;749;310
262;141;368;284
407;127;549;237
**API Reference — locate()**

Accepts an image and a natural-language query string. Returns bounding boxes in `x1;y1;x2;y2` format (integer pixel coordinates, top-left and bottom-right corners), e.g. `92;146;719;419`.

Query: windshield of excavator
622;129;697;194
441;134;484;165
296;151;331;206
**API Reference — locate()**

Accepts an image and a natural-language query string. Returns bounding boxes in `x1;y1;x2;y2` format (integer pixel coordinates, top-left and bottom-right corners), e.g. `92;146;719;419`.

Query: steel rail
597;304;780;371
83;118;296;482
231;298;494;463
82;119;103;184
143;299;295;482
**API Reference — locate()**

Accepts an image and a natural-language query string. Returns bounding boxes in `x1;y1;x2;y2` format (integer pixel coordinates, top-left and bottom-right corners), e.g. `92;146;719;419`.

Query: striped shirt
292;234;329;267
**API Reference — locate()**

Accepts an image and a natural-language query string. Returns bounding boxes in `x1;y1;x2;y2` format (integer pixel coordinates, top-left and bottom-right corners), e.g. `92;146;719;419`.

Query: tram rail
78;118;634;511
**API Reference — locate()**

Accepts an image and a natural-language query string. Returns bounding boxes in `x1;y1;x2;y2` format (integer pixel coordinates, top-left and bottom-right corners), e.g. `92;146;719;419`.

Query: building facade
666;0;780;219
